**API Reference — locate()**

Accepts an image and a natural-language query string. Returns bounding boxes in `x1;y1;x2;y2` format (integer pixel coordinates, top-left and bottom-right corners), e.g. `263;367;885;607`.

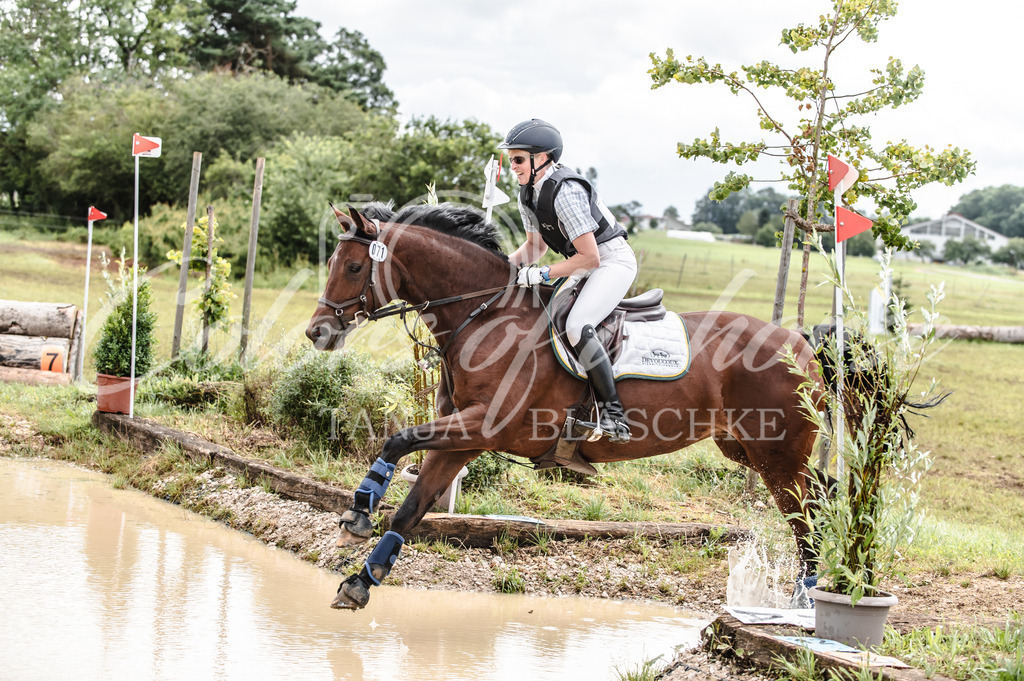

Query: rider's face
509;151;549;185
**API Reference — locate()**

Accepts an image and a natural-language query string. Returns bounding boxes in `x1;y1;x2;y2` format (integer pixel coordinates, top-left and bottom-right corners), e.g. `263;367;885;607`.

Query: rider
501;118;636;443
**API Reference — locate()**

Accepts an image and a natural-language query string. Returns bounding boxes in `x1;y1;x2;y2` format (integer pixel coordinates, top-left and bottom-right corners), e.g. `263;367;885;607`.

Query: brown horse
306;203;823;610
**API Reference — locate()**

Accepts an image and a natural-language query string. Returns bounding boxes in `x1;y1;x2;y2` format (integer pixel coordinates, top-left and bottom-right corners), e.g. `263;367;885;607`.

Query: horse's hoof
331;575;370;610
336;510;373;546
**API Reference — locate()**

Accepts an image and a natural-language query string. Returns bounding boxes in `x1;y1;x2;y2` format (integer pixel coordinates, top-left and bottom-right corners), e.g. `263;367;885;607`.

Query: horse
305;202;824;610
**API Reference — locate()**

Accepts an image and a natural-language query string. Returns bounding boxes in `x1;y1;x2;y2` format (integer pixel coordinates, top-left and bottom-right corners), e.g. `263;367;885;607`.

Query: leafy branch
649;0;975;325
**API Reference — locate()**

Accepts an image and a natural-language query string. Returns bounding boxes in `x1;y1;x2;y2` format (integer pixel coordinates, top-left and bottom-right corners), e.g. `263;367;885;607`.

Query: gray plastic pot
809;586;898;649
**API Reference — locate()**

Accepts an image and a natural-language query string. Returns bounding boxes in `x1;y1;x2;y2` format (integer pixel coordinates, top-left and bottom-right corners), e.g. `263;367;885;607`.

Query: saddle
546;277;688;382
534;277;691;475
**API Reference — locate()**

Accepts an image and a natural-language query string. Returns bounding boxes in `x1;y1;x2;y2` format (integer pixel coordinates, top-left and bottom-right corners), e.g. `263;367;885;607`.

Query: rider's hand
517;265;544;287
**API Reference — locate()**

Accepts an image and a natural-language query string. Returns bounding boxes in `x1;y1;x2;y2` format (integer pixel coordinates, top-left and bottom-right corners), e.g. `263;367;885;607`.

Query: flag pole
833;187;846;481
130;154;140;418
80;213;95;382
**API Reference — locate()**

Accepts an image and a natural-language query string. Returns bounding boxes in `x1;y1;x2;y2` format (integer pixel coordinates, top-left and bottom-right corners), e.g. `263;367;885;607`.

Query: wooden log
0;334;72;371
907;324;1024;344
0;300;77;337
92;411;749;549
92;411;359;514
401;513;747;548
0;365;72;386
707;614;955;681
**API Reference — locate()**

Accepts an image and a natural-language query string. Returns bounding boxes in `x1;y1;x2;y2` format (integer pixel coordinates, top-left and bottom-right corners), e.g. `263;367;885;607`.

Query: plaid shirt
520;175;600;244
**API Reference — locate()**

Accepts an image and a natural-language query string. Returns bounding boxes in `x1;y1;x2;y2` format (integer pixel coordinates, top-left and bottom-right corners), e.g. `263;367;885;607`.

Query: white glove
517;265;544;287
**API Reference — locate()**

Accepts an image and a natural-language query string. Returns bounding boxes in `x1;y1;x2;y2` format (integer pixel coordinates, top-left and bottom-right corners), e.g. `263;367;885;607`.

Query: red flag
88;206;107;221
132;133;162;157
827;154;851;192
836;206;873;243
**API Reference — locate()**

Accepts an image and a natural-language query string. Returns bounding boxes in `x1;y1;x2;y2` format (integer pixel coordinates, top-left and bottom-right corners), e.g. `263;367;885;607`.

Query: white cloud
297;0;1024;220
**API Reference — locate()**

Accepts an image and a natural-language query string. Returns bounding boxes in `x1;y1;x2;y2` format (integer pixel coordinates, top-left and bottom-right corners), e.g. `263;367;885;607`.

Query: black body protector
520;166;628;257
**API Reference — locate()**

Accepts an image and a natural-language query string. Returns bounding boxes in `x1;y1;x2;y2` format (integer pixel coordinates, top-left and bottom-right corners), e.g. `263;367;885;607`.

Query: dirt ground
2;410;1021;680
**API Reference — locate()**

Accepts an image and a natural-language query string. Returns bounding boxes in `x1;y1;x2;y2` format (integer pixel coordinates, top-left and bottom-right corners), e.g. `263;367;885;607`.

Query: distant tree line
0;0;514;269
949;185;1024;238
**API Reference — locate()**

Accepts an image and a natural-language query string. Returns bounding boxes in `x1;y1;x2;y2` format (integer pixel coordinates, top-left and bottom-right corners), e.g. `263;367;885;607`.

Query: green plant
786;246;945;602
461;451;513;491
166;209;235;329
613;657;665;681
92;250;157;377
268;347;417;460
492;564;525;594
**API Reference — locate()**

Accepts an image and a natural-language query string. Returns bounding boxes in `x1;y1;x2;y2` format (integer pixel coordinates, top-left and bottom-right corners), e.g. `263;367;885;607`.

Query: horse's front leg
332;411;489;610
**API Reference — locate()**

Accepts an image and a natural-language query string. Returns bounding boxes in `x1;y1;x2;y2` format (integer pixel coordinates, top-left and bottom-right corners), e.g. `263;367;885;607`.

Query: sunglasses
508;155;530;165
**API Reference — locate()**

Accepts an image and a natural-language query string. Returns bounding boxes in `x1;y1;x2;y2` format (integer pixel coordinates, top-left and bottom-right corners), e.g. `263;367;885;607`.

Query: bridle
317;223;515;354
317;229;388;329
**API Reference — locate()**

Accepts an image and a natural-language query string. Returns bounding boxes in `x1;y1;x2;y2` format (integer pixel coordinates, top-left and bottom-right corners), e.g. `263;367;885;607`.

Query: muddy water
0;458;709;681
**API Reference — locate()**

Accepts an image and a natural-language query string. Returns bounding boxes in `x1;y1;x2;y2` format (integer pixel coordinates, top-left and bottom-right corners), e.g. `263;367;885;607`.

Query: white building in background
903;214;1008;253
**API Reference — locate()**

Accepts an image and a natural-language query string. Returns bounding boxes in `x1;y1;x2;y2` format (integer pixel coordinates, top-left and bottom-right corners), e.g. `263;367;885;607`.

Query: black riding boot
573;325;631;443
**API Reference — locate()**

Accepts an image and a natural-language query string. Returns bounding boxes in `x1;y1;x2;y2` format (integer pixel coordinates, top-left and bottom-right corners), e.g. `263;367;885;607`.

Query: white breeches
565;237;638;346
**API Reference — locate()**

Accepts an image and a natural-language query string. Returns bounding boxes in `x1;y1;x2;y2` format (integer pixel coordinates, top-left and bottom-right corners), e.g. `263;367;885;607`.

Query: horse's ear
346;203;378;236
329;201;353;229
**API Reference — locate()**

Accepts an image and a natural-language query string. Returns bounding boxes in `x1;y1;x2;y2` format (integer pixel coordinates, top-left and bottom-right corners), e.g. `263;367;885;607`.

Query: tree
26;72;373;217
610;200;643;233
951;185;1024;238
650;0;975;325
192;0;321;80
353;116;506;209
992;238;1024;269
845;229;876;258
663;205;680;220
943;236;991;265
308;28;395;110
692;189;747;234
736;210;761;237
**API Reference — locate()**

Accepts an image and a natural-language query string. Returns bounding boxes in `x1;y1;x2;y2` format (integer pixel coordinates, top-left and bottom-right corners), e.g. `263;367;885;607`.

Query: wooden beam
707;614;955;681
0;334;72;371
0;365;72;386
92;411;749;549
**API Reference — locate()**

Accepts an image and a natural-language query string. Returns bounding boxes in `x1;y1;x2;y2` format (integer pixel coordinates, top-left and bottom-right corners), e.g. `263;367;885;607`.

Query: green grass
627;231;1024;328
3;233;1024;582
878;615;1024;680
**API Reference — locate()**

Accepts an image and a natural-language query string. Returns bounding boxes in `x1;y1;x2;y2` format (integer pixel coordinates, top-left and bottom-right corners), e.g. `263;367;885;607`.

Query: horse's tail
899;389;952;439
803;324;953;440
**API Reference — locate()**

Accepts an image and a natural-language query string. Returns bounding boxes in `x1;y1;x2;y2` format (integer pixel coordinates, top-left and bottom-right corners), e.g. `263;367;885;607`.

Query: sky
296;0;1023;223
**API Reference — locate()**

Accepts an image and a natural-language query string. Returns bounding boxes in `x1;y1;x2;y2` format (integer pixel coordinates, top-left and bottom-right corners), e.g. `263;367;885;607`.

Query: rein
317;228;515;358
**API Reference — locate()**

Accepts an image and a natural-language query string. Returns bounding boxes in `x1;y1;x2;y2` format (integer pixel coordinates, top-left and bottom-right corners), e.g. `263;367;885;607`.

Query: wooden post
239;157;265;364
172;151;202;359
771;199;798;326
676;254;687;287
201;205;214;354
747;198;800;490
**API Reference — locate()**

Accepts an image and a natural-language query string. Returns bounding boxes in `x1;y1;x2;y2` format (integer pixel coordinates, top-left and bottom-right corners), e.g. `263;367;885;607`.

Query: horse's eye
348;263;363;274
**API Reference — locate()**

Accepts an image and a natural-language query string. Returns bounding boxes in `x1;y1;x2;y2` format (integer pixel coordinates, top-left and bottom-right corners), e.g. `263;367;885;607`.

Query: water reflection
0;458;707;681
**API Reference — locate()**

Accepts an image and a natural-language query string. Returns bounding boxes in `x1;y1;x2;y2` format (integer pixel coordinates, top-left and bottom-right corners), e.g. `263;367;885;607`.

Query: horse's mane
362;201;508;261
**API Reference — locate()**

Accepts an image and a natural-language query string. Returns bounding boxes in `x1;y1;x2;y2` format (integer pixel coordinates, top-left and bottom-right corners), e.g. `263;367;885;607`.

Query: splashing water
725;540;792;608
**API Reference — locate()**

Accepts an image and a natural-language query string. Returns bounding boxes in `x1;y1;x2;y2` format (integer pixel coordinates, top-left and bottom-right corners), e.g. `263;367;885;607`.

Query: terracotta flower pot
95;373;139;414
809;586;897;649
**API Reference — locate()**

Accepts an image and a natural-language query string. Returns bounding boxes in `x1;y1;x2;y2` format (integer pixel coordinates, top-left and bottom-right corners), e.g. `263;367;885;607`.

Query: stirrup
597;404;631;444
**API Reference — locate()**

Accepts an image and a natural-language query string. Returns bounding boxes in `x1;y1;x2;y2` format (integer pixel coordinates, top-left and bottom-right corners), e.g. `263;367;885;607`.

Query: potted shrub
93;251;156;413
787;249;947;648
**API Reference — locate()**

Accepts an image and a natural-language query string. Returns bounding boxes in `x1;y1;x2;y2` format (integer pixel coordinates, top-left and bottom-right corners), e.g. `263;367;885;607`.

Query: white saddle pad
550;309;691;381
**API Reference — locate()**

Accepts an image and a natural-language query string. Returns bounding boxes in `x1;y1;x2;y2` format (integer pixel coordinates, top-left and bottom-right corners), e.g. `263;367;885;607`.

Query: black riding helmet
499;119;563;201
498;119;563;162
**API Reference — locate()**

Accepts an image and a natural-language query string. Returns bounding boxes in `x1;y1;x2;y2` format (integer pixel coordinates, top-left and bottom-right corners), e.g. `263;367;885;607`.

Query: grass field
2;230;1023;577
